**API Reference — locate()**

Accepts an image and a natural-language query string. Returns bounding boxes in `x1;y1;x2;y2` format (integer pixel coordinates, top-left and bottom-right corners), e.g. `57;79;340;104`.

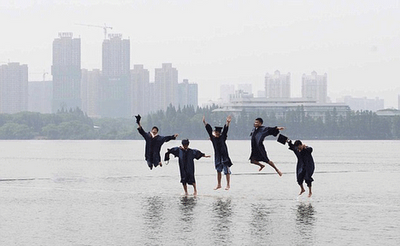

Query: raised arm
303;145;313;154
288;140;296;151
222;115;231;137
137;125;149;140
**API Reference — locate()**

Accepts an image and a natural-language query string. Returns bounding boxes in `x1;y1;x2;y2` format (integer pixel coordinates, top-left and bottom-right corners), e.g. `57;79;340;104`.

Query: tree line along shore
0;105;399;140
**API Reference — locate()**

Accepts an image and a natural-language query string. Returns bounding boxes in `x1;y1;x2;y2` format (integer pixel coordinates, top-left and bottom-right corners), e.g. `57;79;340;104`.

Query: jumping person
164;139;210;196
288;139;315;197
249;117;284;176
135;114;178;170
203;115;233;190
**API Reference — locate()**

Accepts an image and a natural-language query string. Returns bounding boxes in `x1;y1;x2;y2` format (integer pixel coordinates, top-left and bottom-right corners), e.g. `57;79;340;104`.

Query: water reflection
142;196;165;244
211;198;233;245
179;196;197;230
250;203;271;243
295;202;316;244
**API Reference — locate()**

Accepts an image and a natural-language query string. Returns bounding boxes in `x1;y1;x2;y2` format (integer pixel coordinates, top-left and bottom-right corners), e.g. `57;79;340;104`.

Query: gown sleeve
288;140;296;151
137;126;149;140
161;134;177;143
262;126;280;137
164;147;180;161
205;124;213;138
303;146;313;154
193;149;205;160
222;124;228;138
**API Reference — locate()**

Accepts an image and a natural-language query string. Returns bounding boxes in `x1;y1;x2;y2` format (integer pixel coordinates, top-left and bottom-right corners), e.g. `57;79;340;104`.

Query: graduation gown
165;147;205;185
249;126;280;162
205;123;233;168
138;126;176;167
288;141;315;186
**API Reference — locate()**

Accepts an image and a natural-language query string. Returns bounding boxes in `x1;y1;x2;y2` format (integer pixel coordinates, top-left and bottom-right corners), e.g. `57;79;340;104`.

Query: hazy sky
1;0;399;107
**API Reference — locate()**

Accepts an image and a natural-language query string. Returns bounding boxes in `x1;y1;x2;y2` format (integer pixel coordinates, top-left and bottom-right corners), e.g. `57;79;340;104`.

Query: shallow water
0;140;399;245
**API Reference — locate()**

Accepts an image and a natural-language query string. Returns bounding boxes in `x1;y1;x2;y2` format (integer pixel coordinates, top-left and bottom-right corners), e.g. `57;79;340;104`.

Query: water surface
0;140;399;245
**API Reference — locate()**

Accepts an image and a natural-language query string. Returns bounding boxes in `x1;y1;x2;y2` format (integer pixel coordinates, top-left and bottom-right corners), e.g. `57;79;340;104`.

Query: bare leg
267;160;282;176
214;172;222;190
225;173;231;190
182;184;189;196
299;184;305;196
192;183;197;196
251;160;265;171
308;186;312;197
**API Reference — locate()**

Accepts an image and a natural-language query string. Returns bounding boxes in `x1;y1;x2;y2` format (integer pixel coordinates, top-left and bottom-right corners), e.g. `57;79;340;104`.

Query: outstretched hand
204;155;211;158
226;115;231;126
174;134;179;138
277;127;285;131
202;116;207;125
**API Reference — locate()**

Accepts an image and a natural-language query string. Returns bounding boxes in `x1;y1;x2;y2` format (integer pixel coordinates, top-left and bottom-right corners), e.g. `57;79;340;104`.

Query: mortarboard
214;126;223;133
277;134;289;145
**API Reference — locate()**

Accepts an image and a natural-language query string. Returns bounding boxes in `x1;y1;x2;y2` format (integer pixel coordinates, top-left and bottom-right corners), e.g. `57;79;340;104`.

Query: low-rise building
213;97;350;122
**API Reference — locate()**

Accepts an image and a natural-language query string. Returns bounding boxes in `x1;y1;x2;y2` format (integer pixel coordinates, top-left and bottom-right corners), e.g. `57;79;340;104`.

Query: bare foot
277;170;282;176
299;188;305;196
214;185;222;190
225;185;230;190
259;164;265;171
193;191;197;196
308;192;312;198
159;162;162;167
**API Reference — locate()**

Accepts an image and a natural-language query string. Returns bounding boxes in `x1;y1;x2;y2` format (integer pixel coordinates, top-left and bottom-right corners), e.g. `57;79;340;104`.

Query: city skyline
1;0;399;107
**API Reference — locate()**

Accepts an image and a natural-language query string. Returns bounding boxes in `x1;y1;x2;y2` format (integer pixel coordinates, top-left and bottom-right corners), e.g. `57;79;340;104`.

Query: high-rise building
131;64;150;116
220;84;235;102
302;71;327;103
155;63;178;111
265;70;291;99
178;79;198;108
28;80;52;114
100;34;131;118
0;62;28;113
51;32;81;112
81;69;101;118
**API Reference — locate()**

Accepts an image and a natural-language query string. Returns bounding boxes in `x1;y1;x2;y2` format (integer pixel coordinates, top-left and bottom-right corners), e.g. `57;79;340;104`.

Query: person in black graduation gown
249;117;285;176
164;139;210;196
288;139;315;197
203;115;233;190
136;115;178;170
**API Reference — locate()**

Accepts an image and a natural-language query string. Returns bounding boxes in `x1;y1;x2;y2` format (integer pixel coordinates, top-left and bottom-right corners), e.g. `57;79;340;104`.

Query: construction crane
75;23;113;40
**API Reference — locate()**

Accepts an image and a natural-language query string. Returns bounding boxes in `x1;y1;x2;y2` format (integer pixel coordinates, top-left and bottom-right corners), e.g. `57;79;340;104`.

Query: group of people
136;115;315;197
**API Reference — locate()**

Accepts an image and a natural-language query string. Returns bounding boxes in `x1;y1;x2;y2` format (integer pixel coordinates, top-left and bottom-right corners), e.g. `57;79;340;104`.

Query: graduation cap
135;114;141;124
277;134;289;145
214;126;223;133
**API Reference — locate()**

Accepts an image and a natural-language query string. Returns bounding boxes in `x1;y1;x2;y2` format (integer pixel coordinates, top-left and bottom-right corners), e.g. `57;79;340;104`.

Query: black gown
249;126;280;163
165;147;205;185
288;141;315;187
138;126;176;168
205;124;233;170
